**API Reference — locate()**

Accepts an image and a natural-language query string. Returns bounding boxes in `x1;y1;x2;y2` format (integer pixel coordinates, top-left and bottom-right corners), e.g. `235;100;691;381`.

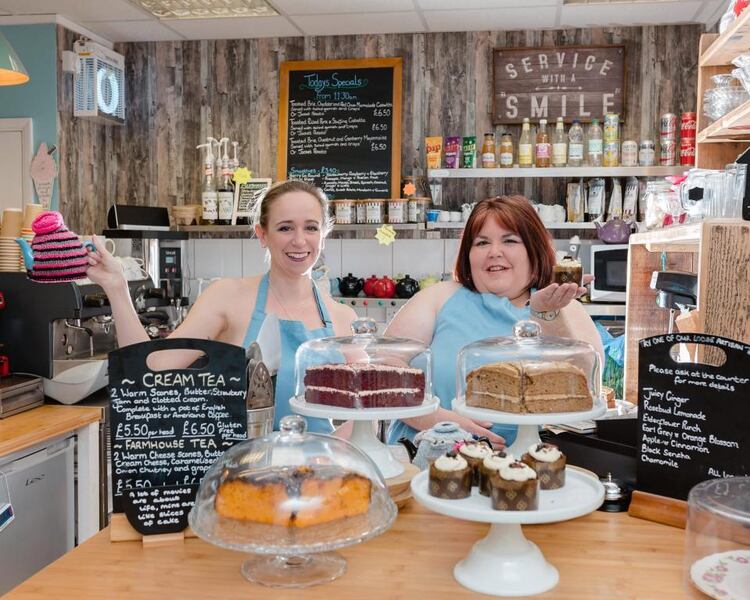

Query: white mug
438;210;451;222
450;211;462;222
82;235;116;255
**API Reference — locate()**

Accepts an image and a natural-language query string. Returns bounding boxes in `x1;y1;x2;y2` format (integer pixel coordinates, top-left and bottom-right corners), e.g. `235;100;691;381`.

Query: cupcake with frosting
428;451;472;499
489;461;539;511
553;255;583;286
478;450;515;496
521;442;566;490
458;440;493;486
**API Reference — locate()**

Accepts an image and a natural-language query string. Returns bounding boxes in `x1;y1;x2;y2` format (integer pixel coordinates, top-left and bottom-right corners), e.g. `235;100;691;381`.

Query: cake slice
522;362;592;413
465;362;523;412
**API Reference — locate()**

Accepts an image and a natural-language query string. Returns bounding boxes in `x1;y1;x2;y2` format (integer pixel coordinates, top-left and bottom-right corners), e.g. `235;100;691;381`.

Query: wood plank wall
57;24;702;234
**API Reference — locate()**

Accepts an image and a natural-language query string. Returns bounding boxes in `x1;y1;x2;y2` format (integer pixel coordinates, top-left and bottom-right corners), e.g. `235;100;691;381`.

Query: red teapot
363;274;379;297
372;275;396;299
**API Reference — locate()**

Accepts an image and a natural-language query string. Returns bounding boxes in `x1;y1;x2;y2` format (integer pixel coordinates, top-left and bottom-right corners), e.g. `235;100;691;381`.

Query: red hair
454;196;555;293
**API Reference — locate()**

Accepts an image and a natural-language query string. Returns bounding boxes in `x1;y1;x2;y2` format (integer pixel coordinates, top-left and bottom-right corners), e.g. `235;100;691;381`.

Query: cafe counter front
4;503;687;599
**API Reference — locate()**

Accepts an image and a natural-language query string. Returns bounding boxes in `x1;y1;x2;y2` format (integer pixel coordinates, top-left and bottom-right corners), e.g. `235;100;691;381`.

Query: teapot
363;274;379;297
16;211;94;283
461;202;476;222
395;274;420;299
337;273;364;297
594;218;633;244
418;274;440;289
372;275;396;299
398;421;477;470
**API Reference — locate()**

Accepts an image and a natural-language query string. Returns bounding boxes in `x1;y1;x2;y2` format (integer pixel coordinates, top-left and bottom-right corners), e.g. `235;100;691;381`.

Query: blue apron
388;286;530;446
242;273;335;433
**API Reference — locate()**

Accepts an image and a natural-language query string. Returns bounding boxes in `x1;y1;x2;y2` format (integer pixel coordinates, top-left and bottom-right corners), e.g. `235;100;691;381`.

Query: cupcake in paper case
489;461;539;511
478;450;515;497
428;451;472;499
26;211;91;283
553;255;583;286
458;440;493;486
521;442;566;490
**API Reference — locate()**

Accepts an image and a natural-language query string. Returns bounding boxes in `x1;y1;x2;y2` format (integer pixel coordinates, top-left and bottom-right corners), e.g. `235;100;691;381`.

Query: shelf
697;98;750;142
700;8;750;67
626;219;749;253
427;166;686;179
177;225;249;233
332;223;425;231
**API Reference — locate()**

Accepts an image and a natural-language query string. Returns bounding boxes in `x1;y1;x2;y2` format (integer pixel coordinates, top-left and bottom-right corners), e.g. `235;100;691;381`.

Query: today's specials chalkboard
277;58;402;200
108;338;247;534
637;333;750;501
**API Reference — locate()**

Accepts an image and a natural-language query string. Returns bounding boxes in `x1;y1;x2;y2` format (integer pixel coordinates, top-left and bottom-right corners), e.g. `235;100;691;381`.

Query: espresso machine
0;273;154;404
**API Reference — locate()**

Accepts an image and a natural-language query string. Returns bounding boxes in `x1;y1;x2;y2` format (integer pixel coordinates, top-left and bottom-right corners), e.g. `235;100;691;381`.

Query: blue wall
0;24;58;208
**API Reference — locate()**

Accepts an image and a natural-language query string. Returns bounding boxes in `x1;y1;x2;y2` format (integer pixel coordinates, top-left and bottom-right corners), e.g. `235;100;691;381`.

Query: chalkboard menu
637;334;750;501
277;58;402;199
108;338;247;534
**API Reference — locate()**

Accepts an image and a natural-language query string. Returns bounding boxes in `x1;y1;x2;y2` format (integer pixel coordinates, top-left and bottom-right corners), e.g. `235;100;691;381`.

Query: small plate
690;550;750;600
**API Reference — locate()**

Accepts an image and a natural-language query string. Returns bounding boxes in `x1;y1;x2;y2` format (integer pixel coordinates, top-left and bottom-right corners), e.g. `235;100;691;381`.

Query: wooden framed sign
493;45;625;124
232;178;272;226
277;58;402;199
636;333;749;502
108;338;247;536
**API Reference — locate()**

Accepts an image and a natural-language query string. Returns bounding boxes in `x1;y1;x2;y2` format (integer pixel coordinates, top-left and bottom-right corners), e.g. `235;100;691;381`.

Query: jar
387;199;408;224
481;133;497;168
333;199;355;225
364;199;386;224
621;140;638;167
639;140;656;166
499;132;514;168
408;197;430;223
355;200;368;224
644;179;682;230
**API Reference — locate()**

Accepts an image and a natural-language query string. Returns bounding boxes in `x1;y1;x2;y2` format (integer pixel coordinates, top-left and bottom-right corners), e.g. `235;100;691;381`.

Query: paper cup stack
0;207;24;272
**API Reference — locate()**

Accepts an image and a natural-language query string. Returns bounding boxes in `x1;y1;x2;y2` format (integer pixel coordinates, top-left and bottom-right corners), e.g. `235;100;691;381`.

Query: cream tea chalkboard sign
493;45;626;124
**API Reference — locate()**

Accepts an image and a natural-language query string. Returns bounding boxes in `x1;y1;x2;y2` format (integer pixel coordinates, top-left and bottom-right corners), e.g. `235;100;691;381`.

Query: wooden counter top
5;503;688;599
0;405;103;458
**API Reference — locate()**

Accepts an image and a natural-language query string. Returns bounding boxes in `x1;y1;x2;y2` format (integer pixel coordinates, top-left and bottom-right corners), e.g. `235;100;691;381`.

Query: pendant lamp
0;31;30;86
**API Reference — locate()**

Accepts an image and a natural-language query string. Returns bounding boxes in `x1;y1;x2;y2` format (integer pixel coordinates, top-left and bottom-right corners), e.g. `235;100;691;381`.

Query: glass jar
333;199;355;225
684;477;750;599
408;197;430;223
189;413;397;587
363;199;386;224
387;199;408;224
499;132;514;168
356;200;368;224
481;133;497;168
644;179;683;230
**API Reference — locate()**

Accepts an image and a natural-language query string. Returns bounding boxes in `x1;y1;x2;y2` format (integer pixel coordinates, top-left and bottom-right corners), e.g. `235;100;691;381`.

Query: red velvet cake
304;363;425;408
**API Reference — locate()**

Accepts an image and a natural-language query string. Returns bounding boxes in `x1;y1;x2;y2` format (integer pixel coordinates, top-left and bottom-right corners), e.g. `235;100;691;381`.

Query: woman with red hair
386;195;603;447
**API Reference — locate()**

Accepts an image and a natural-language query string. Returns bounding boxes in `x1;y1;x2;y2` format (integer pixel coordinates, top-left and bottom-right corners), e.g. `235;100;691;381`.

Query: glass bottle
217;157;234;226
552;117;567;167
587;118;603;167
535;119;551;168
499;132;514;168
567;120;584;167
518;118;533;168
481;133;497;168
201;160;218;225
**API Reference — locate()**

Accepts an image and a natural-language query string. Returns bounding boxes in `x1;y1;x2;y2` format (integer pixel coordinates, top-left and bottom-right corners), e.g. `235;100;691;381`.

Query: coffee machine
0;273;152;404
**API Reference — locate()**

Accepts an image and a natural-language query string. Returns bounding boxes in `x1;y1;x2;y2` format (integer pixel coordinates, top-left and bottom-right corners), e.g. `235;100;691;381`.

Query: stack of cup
19;204;42;270
680;112;697;167
660;113;678;166
0;208;23;272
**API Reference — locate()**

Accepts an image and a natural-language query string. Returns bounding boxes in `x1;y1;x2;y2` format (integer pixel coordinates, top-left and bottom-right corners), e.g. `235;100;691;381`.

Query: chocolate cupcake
521;443;566;490
428;451;472;499
478;450;515;496
553;256;583;286
458;441;493;486
489;461;539;511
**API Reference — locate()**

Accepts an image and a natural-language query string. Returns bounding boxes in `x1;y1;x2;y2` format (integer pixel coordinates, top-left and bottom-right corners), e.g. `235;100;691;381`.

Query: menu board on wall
277;58;402;199
637;334;749;501
493;45;625;124
108;338;247;535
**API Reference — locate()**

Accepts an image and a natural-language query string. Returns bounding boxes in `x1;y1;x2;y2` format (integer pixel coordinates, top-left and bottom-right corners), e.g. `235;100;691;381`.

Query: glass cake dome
294;318;432;410
189;414;397;588
456;320;602;414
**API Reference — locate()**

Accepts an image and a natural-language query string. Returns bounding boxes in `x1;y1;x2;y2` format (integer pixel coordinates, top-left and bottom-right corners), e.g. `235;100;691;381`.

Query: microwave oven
589;244;628;302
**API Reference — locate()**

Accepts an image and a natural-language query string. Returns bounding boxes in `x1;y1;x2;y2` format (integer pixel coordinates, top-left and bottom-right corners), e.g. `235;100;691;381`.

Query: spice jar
333;199;355;225
364;199;386;224
408;197;430;223
481;133;497;168
356;200;368;224
387;199;408;224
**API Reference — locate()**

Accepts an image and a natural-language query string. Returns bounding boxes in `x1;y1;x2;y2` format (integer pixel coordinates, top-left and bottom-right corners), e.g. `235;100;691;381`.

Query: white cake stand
452;395;607;457
289;394;439;479
411;466;604;596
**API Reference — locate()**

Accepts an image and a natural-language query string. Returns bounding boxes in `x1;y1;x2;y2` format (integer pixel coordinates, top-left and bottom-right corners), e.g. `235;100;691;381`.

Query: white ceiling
0;0;725;43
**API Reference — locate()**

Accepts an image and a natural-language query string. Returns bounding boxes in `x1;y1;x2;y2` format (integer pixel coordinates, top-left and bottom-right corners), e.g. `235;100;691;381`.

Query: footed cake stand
452;395;606;457
289;394;439;478
411;466;604;596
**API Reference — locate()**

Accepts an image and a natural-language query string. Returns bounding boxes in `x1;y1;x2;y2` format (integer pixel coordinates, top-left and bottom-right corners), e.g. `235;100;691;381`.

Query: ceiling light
0;32;29;86
134;0;278;19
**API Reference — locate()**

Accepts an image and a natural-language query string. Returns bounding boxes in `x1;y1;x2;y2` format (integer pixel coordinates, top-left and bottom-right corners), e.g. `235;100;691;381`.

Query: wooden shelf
697;98;750;142
428;166;686;179
700;8;750;67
